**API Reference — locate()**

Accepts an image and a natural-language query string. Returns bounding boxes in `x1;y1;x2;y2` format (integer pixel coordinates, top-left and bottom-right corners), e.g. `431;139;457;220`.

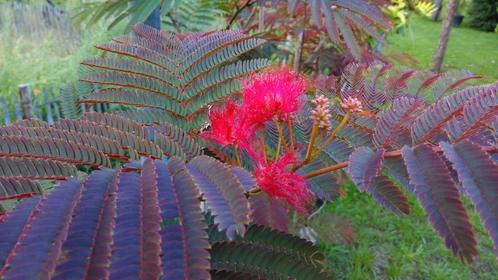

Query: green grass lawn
386;15;498;83
320;182;497;279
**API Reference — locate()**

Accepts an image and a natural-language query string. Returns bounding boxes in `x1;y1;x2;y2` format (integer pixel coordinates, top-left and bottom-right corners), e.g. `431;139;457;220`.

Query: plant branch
258;0;265;32
225;0;256;30
233;144;242;167
306;122;319;159
245;186;262;197
293;29;305;72
307;201;327;221
260;131;267;163
287;116;294;151
312;110;351;158
274;118;283;160
303;145;498;179
0;192;38;202
303;38;325;67
242;4;257;31
166;12;181;33
291;123;317;172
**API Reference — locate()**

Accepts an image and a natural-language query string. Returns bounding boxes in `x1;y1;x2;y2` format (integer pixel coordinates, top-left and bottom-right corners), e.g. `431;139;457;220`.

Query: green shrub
0;2;121;101
467;0;498;31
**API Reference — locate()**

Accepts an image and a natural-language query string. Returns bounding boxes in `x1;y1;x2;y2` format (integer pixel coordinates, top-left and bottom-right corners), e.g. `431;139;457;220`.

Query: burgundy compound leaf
402;144;477;263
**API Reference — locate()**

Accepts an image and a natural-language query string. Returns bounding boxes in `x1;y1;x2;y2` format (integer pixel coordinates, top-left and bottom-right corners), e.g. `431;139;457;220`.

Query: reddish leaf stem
0;192;37;201
313;110;351;157
233;144;242;167
302;145;498;179
274;118;284;160
260;132;267;163
287;116;294;151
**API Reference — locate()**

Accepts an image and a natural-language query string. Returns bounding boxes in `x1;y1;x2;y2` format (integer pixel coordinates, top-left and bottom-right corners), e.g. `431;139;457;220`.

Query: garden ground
386;15;498;83
321;182;497;279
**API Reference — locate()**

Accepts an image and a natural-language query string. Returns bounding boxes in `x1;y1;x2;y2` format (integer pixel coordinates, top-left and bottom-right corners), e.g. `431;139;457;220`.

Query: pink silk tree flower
241;67;306;127
200;100;255;151
253;152;312;213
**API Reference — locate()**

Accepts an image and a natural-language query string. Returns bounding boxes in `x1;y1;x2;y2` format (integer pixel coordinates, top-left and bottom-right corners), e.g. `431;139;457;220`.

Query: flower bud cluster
311;94;332;130
340;96;363;112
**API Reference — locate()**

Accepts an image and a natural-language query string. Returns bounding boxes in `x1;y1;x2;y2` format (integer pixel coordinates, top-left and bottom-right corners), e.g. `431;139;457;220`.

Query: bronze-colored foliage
0;157;332;279
77;24;270;133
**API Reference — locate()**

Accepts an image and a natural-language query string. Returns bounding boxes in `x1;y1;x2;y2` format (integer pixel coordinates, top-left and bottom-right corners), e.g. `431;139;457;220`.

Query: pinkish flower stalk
311;94;332;130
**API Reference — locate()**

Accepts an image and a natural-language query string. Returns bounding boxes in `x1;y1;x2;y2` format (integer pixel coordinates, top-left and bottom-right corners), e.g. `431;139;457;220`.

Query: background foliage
0;2;122;100
467;0;498;32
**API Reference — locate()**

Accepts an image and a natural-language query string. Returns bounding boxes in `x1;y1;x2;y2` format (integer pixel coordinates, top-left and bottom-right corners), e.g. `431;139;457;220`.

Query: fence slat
42;89;54;124
32;102;41;119
50;91;61;120
0;99;10;125
14;101;23;121
18;84;32;119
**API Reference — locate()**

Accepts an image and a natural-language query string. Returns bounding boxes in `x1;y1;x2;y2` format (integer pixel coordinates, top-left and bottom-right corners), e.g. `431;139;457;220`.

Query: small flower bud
311;94;329;107
340;97;363;112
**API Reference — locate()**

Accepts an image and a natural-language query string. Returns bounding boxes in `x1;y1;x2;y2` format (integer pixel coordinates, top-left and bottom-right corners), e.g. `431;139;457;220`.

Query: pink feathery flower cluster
340;96;363;112
201;67;313;212
200;100;255;151
253;152;312;213
201;67;306;149
242;67;306;126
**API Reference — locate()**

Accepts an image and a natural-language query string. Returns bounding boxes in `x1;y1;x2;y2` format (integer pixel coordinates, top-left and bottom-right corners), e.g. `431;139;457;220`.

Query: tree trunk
431;0;459;72
130;0;161;30
432;0;443;21
144;5;161;30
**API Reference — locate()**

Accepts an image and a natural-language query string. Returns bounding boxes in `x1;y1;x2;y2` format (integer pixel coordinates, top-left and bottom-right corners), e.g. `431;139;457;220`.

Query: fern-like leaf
374;96;424;148
241;224;326;267
79;24;268;132
0;157;77;180
10;118;50;128
450;84;498;142
159;158;211;279
150;123;203;160
249;193;289;233
52;169;117;279
0;136;109;167
60;85;81;119
0;178;42;201
347;147;385;191
440;140;498;255
402;144;477;262
368;175;410;215
0;126;132;161
0;178;84;278
81;112;146;137
138;159;162;278
210;241;332;279
0;196;41;268
187;156;250;239
53;119;161;159
411;84;490;144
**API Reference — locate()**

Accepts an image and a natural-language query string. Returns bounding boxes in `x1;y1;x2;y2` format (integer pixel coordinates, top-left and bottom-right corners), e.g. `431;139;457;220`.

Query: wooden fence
0;84;107;126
